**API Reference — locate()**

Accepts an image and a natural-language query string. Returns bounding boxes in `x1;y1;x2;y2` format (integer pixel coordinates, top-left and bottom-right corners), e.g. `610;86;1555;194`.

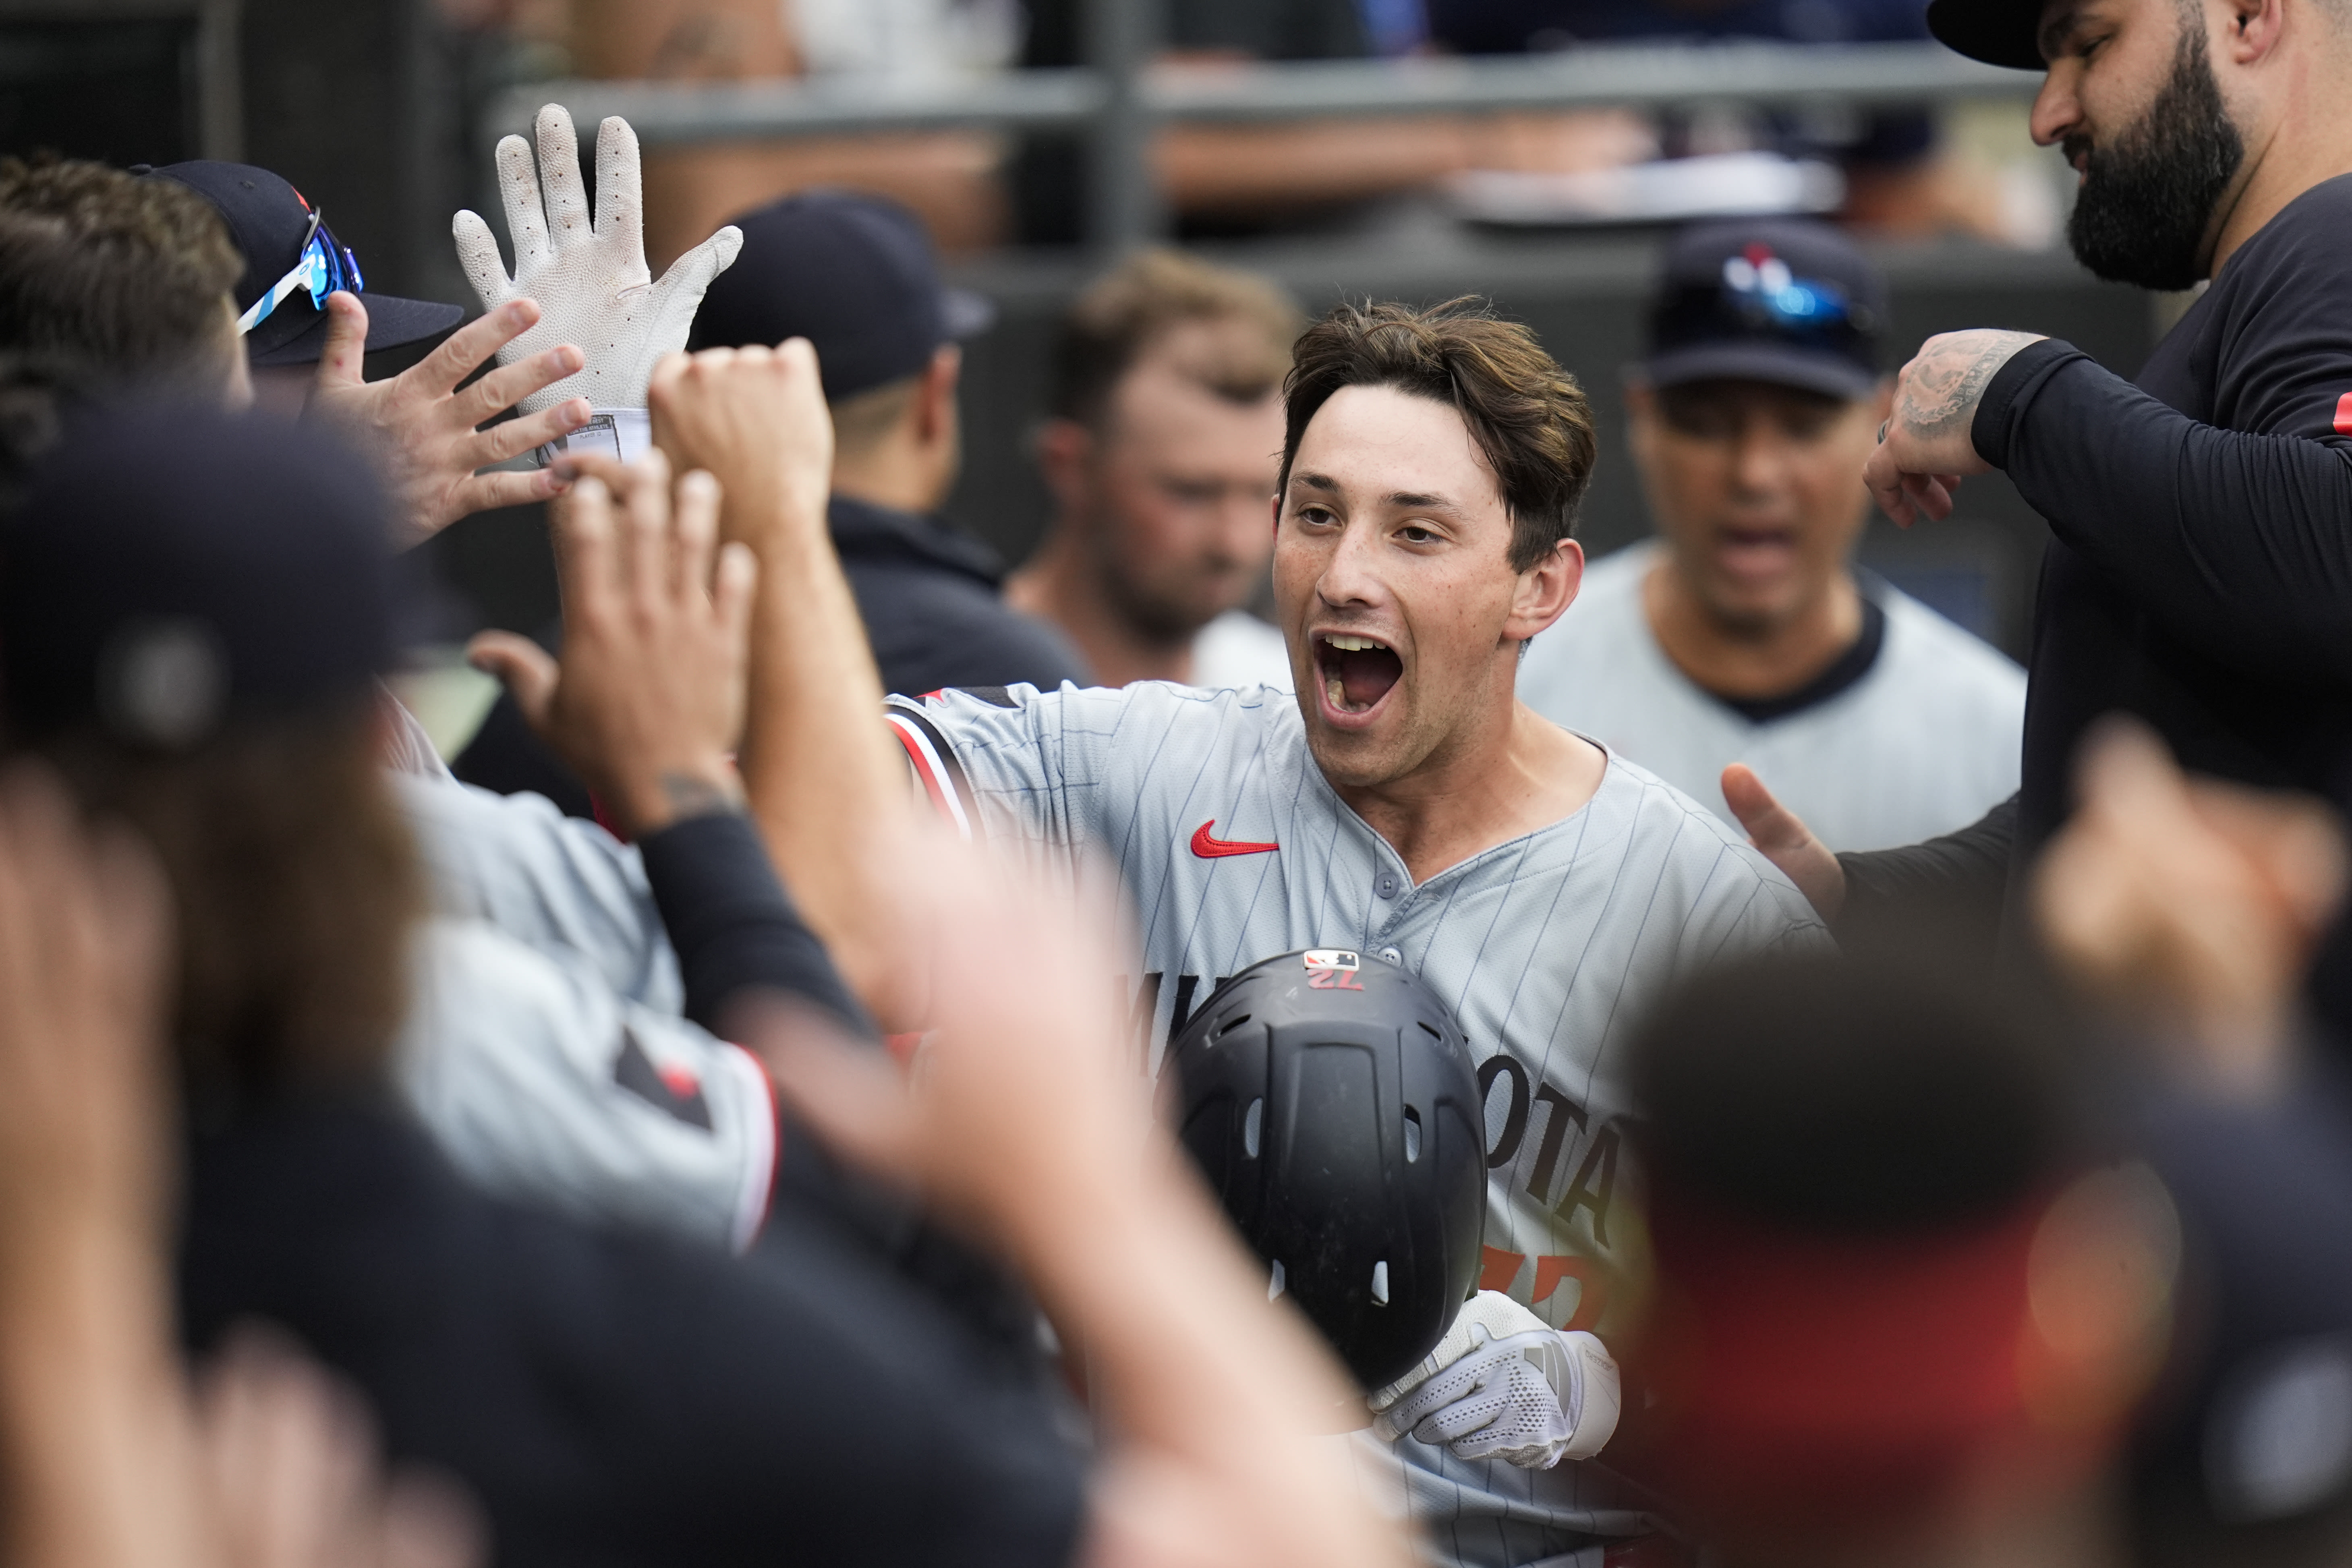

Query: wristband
536;407;652;469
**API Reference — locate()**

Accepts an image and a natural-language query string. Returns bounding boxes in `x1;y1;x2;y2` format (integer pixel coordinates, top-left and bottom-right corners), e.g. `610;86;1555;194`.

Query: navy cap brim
1639;342;1884;401
248;293;466;369
1925;0;2050;72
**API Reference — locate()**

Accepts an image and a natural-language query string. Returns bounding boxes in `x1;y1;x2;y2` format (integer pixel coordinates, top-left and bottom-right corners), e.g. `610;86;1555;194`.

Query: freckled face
1274;384;1529;789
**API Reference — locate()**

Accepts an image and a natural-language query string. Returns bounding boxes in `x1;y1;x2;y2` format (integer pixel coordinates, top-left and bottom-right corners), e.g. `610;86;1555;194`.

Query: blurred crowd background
0;0;2151;752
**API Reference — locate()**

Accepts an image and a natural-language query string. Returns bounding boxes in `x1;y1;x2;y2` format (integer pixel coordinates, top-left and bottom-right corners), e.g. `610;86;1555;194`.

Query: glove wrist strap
535;407;652;468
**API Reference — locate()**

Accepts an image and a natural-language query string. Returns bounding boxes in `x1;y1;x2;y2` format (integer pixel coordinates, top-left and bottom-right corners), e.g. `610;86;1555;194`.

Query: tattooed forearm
1895;331;2045;439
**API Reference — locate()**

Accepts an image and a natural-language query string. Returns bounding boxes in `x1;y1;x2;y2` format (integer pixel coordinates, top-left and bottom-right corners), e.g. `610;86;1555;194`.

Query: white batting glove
1367;1290;1620;1469
452;104;743;441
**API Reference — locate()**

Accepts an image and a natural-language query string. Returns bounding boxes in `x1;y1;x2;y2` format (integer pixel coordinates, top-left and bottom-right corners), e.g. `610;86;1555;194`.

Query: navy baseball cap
0;404;396;749
137;162;464;369
1925;0;2050;72
686;189;994;402
1641;218;1889;402
2128;1077;2352;1543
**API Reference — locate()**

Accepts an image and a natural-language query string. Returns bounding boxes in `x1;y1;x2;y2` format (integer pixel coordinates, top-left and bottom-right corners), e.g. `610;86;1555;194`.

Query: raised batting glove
1367;1290;1620;1469
452;104;742;462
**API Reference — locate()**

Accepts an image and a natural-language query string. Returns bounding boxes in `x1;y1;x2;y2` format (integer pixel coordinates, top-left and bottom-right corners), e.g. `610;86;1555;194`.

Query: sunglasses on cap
1650;243;1879;368
234;202;365;337
1718;251;1859;337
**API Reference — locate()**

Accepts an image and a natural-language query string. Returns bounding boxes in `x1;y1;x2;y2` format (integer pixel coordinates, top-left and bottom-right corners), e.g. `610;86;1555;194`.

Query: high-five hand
307;292;592;548
1862;329;2044;527
468;449;757;840
452;105;742;415
1721;763;1844;922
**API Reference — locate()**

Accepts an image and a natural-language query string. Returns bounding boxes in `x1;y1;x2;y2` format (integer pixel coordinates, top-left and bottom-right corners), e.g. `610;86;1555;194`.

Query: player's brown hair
1051;247;1303;428
1280;298;1597;572
0;155;242;389
41;709;421;1100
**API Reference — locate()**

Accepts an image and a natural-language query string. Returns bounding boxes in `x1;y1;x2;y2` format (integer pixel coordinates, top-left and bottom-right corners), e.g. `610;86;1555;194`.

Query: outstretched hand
0;765;172;1268
1722;763;1845;922
468;448;756;840
2034;720;2346;1096
308;292;593;548
1861;329;2043;527
452;105;742;414
199;1327;483;1568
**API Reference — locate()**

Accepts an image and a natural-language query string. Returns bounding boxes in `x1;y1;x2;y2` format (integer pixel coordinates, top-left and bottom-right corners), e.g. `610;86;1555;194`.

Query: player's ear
918;344;961;443
1507;536;1583;642
2221;0;2280;64
1033;416;1093;512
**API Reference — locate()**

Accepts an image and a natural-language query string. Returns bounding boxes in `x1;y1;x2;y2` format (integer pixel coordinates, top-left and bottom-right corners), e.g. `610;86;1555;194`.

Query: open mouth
1716;526;1798;583
1314;633;1403;717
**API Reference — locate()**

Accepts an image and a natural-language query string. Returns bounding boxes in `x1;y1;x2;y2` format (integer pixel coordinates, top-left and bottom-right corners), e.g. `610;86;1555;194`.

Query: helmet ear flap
1162;950;1486;1392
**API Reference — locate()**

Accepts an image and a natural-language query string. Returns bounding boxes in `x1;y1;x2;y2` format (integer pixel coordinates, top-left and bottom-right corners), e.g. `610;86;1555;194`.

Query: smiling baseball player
638;300;1828;1568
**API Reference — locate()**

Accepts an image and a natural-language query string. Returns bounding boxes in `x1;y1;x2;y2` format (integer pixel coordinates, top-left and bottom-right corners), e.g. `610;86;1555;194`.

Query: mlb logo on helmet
1303;949;1364;989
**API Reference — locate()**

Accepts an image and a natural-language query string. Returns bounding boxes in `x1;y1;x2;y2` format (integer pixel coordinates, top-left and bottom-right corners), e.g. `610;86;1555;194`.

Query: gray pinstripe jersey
889;680;1828;1568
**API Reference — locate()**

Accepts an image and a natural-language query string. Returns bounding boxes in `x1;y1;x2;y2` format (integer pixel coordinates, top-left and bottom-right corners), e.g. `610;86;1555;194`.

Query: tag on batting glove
1368;1290;1620;1468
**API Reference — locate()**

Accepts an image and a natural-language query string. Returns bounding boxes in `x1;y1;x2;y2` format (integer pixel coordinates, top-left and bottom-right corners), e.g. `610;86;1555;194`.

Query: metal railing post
197;0;243;160
1085;0;1163;257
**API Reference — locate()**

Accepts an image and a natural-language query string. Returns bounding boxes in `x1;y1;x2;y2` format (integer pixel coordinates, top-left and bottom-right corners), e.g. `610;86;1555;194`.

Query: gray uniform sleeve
393;769;686;1013
885;683;1141;856
396;918;777;1252
390;768;777;1251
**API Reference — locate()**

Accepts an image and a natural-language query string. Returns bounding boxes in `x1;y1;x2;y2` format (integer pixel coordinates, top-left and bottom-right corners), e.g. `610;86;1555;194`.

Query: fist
1863;328;2043;527
648;341;833;542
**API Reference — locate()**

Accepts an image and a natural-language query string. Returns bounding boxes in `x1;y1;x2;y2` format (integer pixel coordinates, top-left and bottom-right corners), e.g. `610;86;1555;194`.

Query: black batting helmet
1160;948;1485;1390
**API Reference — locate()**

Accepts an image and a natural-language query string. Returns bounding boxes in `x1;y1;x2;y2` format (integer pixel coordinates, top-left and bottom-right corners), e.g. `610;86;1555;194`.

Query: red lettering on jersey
2336;391;2352;435
1190;820;1278;858
1531;1254;1610;1330
1479;1245;1526;1293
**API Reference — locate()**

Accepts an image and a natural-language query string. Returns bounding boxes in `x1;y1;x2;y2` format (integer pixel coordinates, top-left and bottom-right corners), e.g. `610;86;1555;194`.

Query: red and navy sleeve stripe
884;699;980;840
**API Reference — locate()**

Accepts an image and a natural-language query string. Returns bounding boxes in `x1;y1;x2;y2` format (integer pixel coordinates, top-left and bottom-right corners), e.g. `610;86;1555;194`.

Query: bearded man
1726;0;2352;951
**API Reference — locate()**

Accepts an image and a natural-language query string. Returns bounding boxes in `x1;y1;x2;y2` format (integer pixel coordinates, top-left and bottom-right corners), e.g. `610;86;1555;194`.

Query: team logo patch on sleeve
2335;390;2352;435
612;1026;714;1131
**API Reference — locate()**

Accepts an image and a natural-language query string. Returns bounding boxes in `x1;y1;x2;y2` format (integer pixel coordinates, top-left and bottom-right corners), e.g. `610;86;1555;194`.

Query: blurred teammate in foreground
1520;220;2022;851
1009;248;1301;690
1629;952;2178;1568
1630;734;2352;1567
0;398;1406;1568
572;300;1825;1568
2035;723;2352;1563
0;133;819;1252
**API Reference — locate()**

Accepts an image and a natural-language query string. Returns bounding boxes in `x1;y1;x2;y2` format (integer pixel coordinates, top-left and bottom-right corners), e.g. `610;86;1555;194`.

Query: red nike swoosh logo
1191;820;1278;858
